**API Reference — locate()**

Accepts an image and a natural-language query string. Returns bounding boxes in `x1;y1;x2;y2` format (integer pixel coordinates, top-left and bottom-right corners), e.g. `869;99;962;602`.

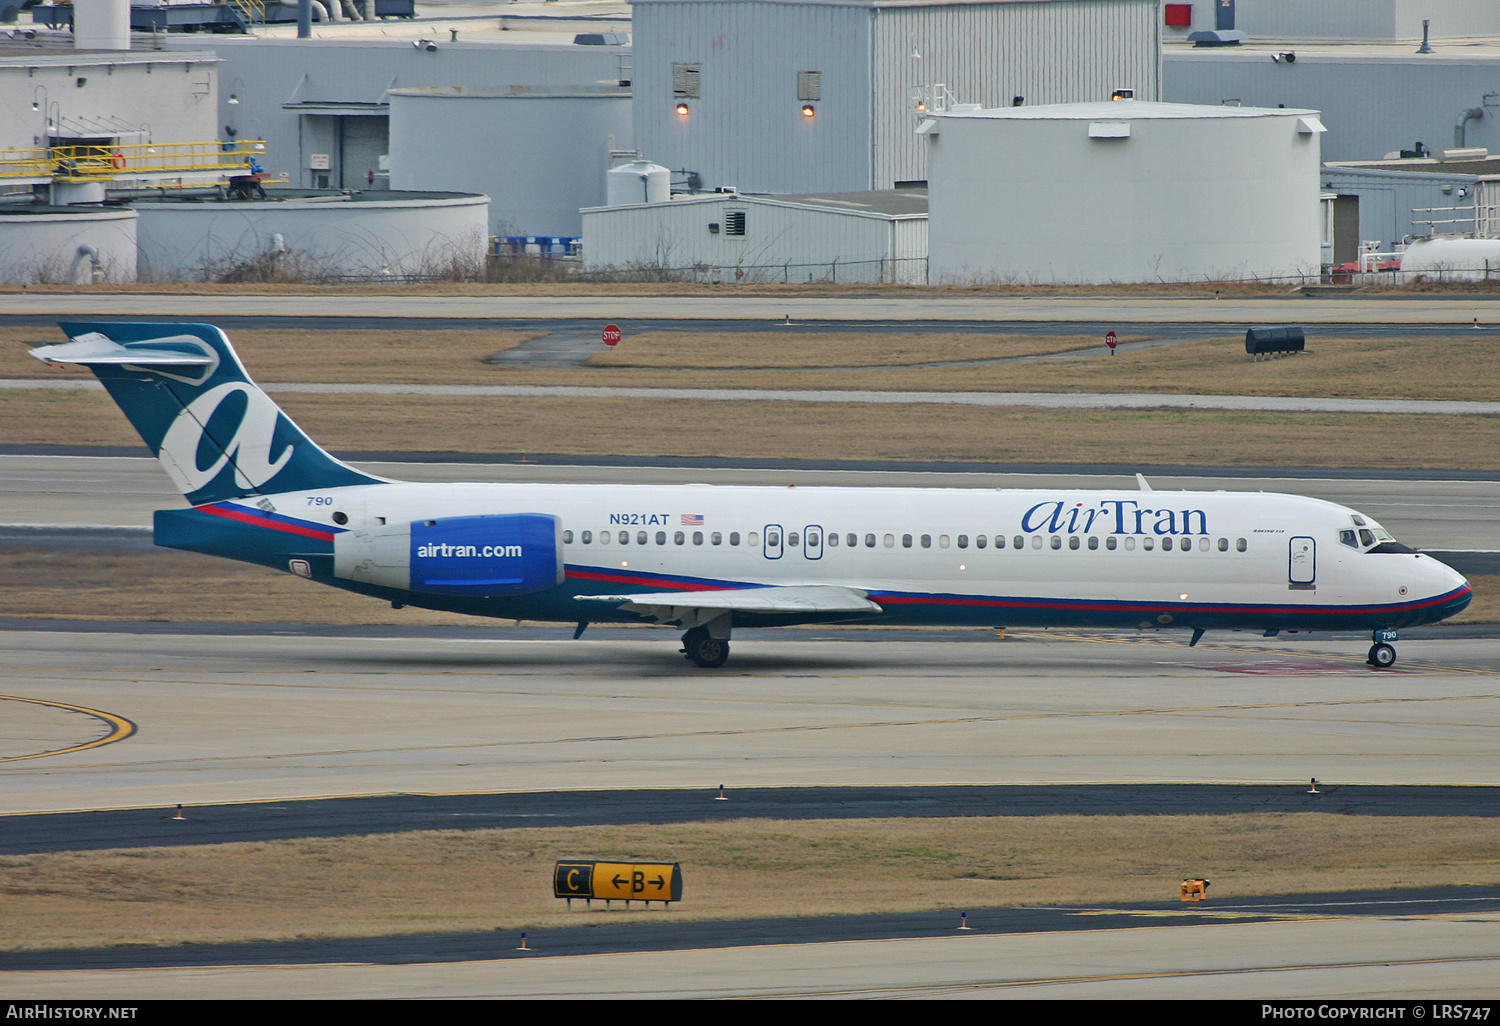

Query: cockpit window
1359;529;1376;547
1339;529;1359;549
1351;515;1367;526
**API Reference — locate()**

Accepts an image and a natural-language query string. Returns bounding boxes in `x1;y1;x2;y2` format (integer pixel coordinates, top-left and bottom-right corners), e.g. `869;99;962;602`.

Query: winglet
1136;473;1153;492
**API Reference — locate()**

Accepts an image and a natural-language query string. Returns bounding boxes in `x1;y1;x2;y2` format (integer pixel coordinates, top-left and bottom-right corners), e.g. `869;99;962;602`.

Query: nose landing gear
1367;628;1398;668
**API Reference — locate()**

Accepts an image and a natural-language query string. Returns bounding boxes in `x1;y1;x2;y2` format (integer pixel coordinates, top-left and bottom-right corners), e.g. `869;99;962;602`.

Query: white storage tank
925;100;1325;285
0;206;137;284
1398;238;1500;281
133;190;488;281
606;160;671;207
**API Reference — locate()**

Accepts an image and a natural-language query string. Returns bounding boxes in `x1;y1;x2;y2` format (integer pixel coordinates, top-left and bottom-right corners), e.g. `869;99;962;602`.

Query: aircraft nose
1422;554;1472;619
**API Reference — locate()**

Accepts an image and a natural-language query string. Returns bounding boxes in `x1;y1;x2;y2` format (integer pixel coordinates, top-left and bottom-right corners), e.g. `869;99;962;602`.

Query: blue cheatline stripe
563;564;1471;620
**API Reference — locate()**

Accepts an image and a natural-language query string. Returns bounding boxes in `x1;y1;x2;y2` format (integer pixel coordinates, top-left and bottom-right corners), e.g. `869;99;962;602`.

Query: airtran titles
1021;500;1209;537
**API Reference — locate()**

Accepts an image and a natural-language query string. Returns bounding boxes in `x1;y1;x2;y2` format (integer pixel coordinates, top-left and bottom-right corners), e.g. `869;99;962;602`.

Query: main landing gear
1367;628;1399;669
681;625;730;668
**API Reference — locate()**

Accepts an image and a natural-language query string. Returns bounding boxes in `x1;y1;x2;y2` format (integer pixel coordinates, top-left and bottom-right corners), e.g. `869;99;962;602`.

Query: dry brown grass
10;326;1500;402
2;814;1497;950
1;327;536;384
0;550;1493;626
583;332;1500;401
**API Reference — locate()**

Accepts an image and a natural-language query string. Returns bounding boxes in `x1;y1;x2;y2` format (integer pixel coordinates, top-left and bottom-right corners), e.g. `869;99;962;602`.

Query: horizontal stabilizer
583;584;882;619
31;333;215;367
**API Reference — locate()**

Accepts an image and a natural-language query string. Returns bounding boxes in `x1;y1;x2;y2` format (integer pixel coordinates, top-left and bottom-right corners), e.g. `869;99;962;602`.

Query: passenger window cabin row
559;528;1251;553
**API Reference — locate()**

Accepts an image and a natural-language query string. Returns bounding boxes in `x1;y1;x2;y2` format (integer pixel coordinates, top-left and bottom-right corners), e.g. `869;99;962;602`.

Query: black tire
683;628;729;668
1367;643;1396;668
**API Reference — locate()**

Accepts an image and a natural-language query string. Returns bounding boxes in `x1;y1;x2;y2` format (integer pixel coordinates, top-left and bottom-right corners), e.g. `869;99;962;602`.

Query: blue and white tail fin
31;322;381;505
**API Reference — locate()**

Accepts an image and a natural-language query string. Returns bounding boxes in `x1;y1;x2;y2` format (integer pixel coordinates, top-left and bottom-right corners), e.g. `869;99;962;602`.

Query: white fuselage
254;480;1470;631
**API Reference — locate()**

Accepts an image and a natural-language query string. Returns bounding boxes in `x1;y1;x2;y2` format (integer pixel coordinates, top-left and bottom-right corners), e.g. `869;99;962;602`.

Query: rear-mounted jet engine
334;513;563;596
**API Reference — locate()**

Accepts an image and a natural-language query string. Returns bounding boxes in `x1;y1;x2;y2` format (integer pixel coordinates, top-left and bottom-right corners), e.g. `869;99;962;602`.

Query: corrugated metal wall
633;0;1159;195
1321;167;1481;251
872;0;1161;186
632;1;874;194
1165;54;1500;164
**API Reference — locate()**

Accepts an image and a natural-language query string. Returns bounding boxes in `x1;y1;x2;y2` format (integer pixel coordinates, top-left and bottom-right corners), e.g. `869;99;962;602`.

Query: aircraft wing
582;585;882;621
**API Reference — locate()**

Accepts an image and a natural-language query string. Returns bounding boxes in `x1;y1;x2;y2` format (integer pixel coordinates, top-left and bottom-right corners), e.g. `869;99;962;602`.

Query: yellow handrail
0;147;55;180
230;0;267;23
48;141;268;182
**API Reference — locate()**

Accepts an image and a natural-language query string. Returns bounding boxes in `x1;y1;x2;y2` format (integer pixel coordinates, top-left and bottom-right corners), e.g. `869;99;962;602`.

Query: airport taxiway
3;915;1497;999
3;627;1499;815
7;292;1500;324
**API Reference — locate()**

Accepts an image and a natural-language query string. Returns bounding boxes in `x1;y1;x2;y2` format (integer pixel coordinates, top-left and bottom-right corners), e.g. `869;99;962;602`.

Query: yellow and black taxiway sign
554;860;683;904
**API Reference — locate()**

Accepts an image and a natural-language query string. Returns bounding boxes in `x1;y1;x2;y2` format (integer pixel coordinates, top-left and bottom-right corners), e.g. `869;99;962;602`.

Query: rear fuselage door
1289;536;1316;584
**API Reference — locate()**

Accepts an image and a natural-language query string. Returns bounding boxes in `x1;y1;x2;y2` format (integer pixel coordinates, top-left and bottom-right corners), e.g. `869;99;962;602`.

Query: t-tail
31;322;381;504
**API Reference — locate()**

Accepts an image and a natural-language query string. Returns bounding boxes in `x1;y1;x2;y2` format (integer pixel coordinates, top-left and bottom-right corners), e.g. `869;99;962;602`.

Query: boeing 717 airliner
32;322;1472;668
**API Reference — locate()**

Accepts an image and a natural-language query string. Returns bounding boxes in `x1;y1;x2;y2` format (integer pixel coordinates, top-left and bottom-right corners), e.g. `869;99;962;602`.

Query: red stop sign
602;324;622;347
1104;330;1118;350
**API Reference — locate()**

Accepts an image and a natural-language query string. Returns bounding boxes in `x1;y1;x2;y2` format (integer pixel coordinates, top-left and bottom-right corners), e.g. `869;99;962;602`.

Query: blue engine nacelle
334;513;563;597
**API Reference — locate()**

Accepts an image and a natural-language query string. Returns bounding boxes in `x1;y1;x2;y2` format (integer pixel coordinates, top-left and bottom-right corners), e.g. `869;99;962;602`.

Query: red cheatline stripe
873;584;1471;617
566;568;737;591
201;503;335;541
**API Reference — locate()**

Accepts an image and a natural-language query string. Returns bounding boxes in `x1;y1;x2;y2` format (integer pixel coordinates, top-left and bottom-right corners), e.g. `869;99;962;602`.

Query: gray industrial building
1165;46;1500;165
1162;0;1500;40
387;86;631;237
175;36;632;195
630;0;1162;195
582;188;928;282
1321;156;1500;261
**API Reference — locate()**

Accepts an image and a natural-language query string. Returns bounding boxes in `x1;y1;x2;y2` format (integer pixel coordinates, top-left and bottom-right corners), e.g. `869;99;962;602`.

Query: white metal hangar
630;0;1163;195
582;187;928;282
924;99;1324;284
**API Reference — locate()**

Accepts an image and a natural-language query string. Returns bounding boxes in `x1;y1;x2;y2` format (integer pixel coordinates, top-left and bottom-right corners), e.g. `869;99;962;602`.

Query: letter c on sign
567;868;579;890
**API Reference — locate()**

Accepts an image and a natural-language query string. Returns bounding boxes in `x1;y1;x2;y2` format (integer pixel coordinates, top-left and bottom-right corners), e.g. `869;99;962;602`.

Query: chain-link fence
575;257;930;285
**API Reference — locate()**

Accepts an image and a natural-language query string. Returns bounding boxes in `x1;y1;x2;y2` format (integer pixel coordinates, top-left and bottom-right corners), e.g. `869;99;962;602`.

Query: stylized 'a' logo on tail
31;322;381;505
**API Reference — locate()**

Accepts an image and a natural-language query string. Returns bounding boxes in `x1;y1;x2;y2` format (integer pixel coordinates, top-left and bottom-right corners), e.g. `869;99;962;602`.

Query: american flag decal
681;514;704;526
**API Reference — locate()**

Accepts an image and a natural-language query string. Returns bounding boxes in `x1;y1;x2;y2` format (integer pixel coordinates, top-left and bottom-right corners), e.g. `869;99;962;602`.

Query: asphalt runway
2;624;1499;996
9;312;1495;337
4;626;1499;816
3;898;1497;998
2;886;1496;972
5;292;1500;324
9;783;1500;856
